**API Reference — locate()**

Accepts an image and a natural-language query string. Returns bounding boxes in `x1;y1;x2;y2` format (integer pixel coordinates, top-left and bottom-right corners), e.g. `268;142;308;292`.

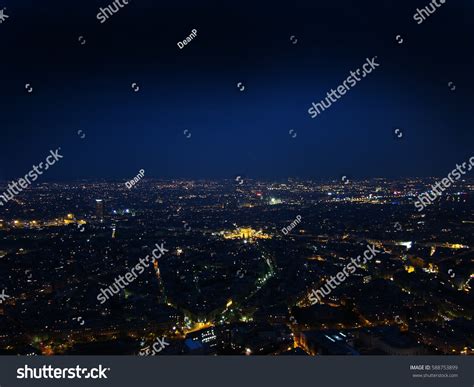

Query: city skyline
0;178;472;355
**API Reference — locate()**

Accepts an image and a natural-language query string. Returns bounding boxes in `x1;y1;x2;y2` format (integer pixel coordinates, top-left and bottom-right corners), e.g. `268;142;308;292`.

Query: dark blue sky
1;0;473;180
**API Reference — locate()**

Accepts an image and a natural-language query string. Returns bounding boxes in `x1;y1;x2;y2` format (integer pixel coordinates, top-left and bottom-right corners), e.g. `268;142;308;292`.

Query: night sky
1;0;473;180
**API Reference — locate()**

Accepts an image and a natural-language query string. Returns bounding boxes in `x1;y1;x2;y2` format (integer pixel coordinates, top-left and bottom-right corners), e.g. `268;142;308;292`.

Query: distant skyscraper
96;199;104;220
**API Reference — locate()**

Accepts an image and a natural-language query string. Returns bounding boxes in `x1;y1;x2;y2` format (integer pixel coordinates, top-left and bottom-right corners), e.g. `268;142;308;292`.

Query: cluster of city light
9;214;86;228
221;227;272;241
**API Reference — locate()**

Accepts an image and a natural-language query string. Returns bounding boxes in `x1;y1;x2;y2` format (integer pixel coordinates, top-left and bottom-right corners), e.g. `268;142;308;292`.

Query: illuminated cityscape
221;227;272;241
0;178;472;356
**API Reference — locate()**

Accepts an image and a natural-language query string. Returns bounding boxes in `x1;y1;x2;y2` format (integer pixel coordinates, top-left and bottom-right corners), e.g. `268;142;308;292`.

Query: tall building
96;199;104;220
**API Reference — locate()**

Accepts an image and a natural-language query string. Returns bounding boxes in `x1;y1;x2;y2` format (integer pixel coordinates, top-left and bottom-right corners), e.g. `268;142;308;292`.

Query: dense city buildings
0;178;472;356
